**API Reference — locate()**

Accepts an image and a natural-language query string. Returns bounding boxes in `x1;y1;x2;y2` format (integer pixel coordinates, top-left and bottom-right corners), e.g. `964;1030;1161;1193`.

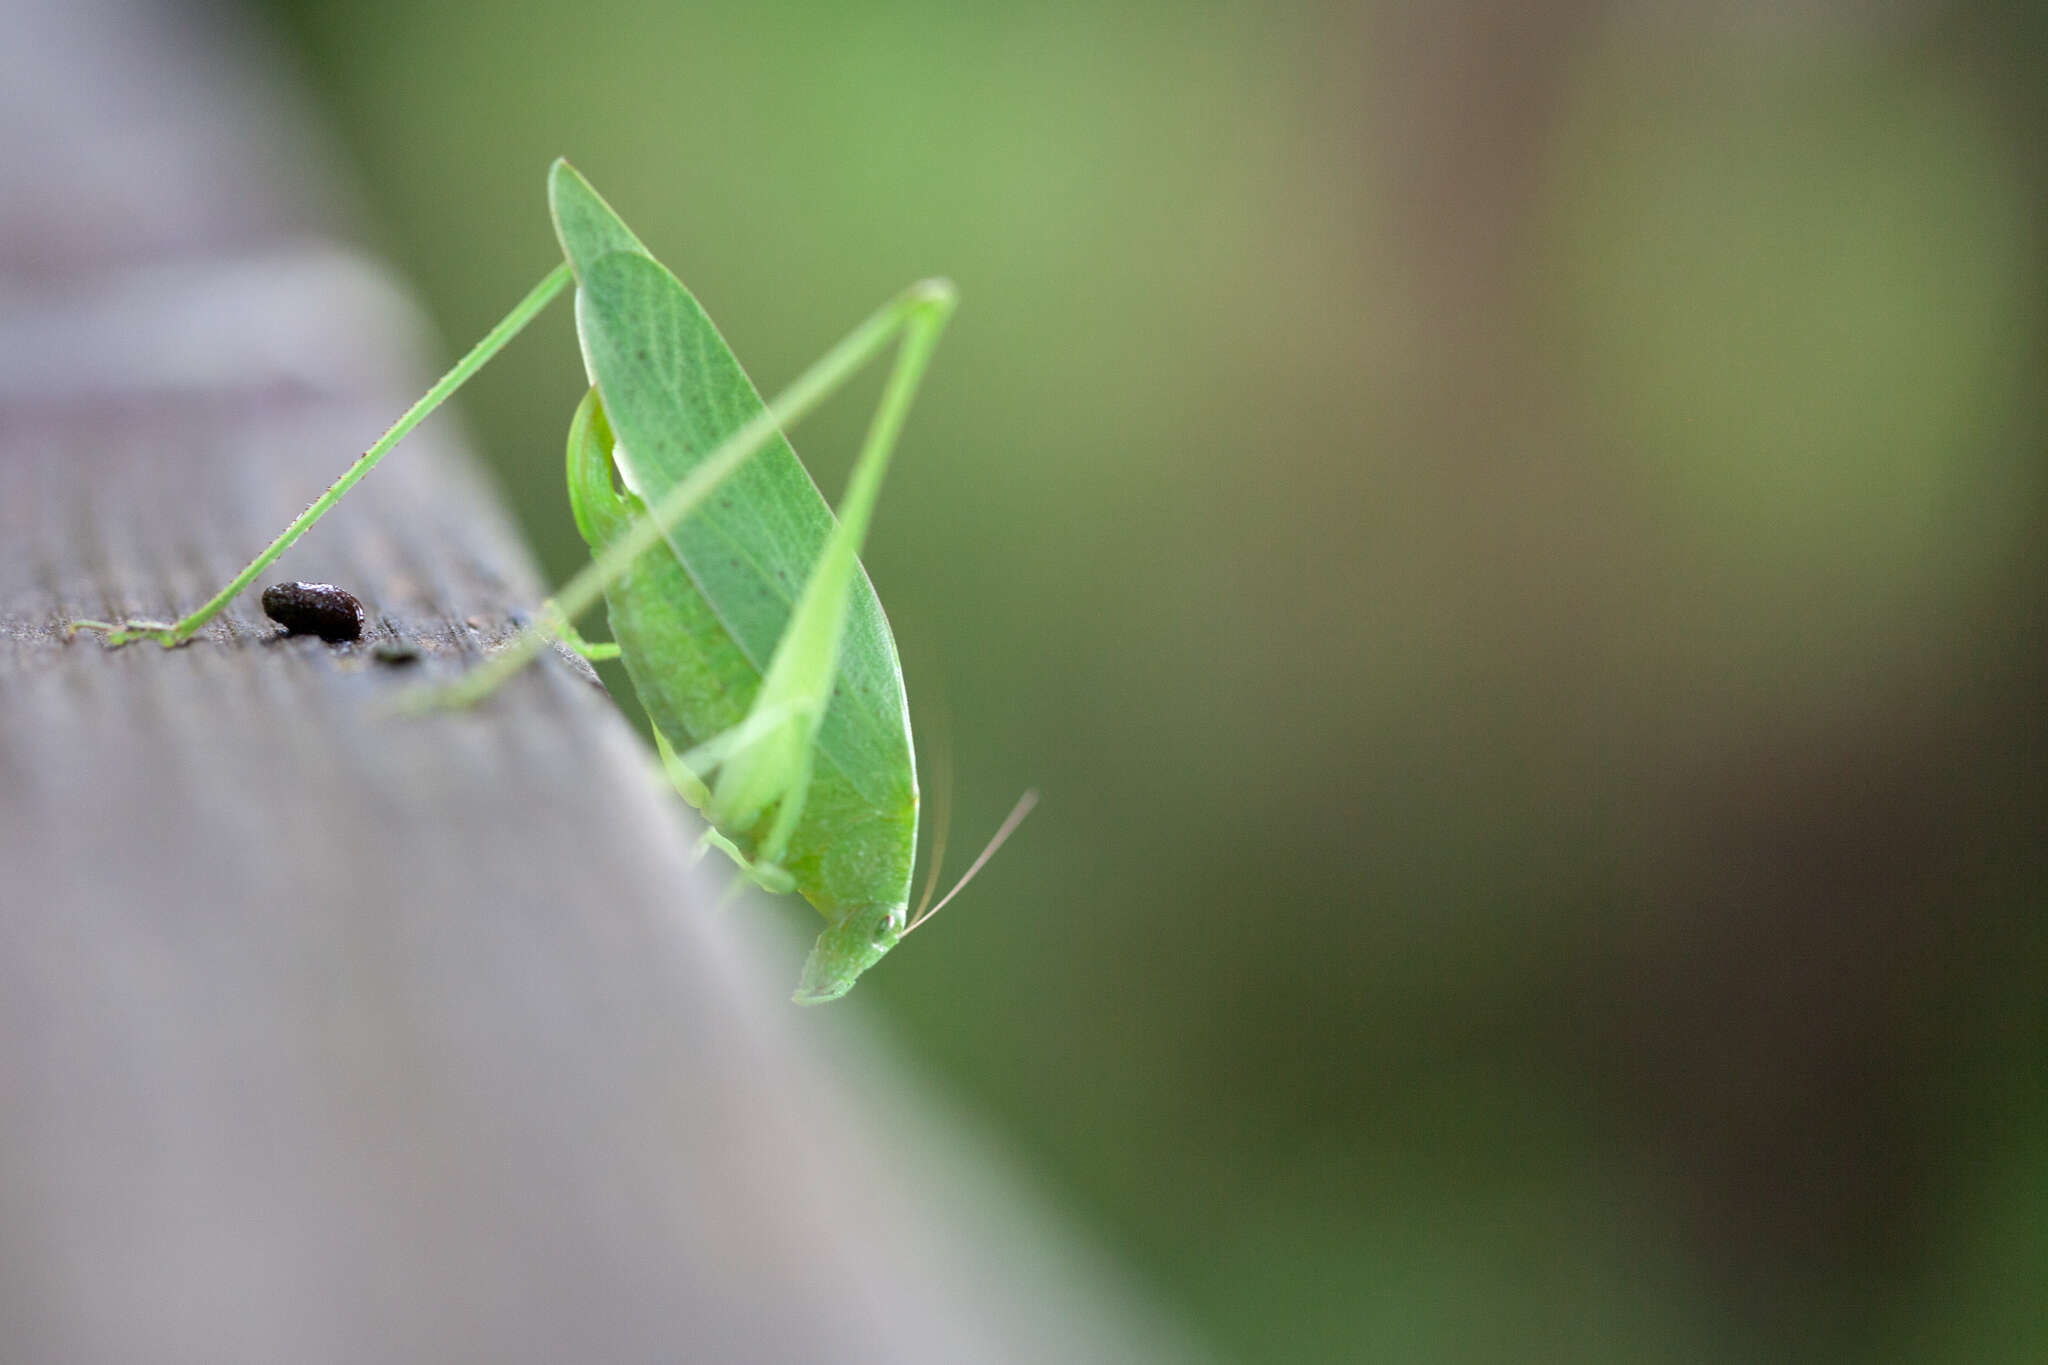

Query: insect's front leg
654;727;795;893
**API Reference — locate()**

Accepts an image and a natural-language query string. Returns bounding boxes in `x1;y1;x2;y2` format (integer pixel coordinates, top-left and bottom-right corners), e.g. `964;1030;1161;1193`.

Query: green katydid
72;159;1034;1003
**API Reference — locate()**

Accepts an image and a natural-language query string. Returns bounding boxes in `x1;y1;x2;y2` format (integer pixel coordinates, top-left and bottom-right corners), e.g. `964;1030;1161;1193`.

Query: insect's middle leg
653;725;796;895
541;600;621;661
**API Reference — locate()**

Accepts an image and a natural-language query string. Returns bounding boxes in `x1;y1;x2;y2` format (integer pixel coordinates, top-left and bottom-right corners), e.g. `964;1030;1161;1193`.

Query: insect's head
792;903;905;1005
788;791;1040;1005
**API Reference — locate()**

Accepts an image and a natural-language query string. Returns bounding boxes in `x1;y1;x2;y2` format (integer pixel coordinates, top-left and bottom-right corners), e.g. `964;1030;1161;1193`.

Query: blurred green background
257;2;2046;1360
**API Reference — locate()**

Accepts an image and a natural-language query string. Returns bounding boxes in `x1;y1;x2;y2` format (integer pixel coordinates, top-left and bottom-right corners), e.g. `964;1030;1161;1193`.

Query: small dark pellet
371;640;421;666
262;582;365;642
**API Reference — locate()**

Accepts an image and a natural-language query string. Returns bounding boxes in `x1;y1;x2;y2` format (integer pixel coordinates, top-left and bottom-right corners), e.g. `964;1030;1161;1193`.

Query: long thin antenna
908;657;955;925
902;789;1039;935
911;746;955;925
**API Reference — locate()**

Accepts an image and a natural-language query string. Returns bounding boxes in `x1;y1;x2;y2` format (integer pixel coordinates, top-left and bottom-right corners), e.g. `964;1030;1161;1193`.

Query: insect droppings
261;582;365;642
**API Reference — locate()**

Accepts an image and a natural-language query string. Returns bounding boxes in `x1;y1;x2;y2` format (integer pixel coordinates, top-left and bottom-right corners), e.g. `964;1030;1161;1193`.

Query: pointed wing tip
549;161;653;271
547;157;584;201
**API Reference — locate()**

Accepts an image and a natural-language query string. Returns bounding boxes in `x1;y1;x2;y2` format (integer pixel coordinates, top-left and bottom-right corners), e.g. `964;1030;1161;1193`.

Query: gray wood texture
0;3;1192;1361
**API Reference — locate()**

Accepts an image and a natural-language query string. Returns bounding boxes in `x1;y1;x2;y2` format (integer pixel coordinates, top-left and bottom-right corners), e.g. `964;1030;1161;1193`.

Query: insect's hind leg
401;280;956;715
72;264;573;650
701;280;956;868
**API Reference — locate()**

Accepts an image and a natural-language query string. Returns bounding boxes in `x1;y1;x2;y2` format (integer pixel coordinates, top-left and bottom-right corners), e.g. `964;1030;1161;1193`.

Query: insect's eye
872;918;897;945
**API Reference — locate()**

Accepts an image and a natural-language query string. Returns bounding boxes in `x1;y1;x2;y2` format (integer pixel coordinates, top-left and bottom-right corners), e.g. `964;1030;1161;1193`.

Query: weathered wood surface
0;2;1192;1361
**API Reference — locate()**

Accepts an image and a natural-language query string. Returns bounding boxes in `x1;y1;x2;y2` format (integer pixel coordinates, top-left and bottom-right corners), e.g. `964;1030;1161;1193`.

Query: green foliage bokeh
259;3;2048;1361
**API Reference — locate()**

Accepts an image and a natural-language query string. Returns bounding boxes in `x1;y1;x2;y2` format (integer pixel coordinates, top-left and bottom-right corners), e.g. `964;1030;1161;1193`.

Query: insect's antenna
908;656;956;925
910;748;954;925
902;789;1039;936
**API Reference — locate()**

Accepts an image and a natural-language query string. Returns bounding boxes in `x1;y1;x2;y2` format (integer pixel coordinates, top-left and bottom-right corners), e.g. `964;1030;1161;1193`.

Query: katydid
72;159;1032;1003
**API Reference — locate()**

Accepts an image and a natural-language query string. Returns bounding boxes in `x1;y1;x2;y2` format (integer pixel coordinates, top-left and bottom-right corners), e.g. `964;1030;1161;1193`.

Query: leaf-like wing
548;160;914;910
